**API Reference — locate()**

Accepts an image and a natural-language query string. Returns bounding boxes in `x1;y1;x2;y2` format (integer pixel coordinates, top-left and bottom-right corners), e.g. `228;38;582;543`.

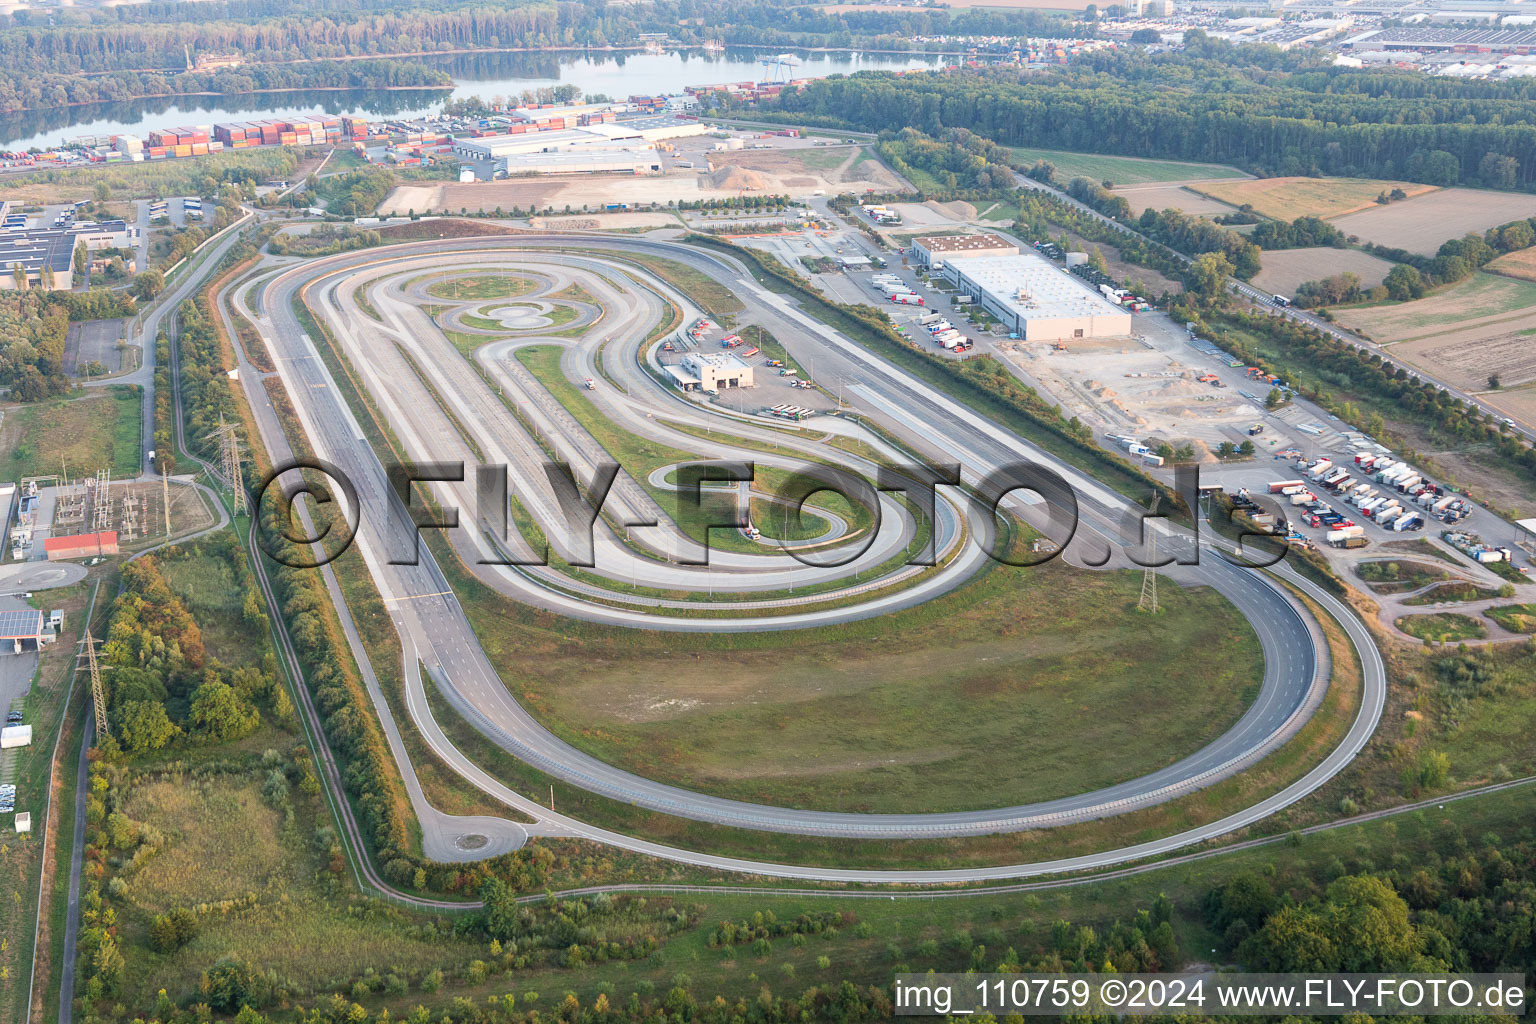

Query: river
2;47;949;150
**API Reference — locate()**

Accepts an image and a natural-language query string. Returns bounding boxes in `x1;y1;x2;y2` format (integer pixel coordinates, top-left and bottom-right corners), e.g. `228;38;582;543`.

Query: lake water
2;48;949;150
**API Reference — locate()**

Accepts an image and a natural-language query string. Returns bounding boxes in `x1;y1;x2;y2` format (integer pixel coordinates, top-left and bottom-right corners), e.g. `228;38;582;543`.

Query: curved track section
226;233;1383;869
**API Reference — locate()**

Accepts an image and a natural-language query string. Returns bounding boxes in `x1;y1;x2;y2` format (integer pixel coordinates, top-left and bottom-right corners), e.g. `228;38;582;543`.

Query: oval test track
226;232;1386;883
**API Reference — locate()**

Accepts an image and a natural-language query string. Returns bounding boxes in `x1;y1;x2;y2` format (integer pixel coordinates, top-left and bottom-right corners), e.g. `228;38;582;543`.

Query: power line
79;630;109;743
206;415;248;516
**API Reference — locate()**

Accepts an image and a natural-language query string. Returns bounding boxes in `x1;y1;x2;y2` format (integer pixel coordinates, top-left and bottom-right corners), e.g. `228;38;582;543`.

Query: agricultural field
495;559;1264;815
1111;183;1240;218
0;385;142;482
1250;247;1396;297
1328;187;1536;254
1487;245;1536;282
1332;272;1536;391
1007;147;1246;185
1192;177;1435;221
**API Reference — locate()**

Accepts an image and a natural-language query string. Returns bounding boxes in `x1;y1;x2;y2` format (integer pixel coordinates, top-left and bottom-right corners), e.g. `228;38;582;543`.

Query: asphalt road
221;232;1387;873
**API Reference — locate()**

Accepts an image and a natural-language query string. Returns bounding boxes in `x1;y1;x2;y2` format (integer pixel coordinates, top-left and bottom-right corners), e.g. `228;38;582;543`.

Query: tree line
768;64;1536;191
0;57;450;119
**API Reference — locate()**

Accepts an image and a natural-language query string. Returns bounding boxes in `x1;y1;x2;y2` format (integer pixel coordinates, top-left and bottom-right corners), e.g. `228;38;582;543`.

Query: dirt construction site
997;326;1264;456
381;143;905;215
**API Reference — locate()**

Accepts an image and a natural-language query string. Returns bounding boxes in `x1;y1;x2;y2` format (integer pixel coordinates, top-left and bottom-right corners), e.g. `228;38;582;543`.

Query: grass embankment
1484;603;1536;632
1354;559;1450;594
1402;581;1506;606
1395;612;1488;642
613;252;745;319
0;385;141;481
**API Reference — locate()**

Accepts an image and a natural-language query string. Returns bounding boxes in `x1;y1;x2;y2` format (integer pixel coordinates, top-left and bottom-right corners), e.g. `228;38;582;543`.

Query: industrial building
43;530;119;561
940;251;1134;341
0;218;136;290
666;352;755;392
452;115;708;180
912;233;1020;267
0;609;47;655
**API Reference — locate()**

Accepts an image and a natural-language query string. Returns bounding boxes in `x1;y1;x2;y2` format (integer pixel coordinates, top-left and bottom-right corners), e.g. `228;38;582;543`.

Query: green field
423;274;536;301
1354;559;1450;594
1484;602;1536;633
0;385;141;482
1007;147;1245;185
1395;612;1488;642
496;556;1263;815
1402;581;1506;606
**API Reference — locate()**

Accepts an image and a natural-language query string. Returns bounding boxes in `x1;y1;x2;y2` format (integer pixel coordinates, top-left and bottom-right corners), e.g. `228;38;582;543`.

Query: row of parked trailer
872;273;926;306
1269;449;1473;546
918;311;973;351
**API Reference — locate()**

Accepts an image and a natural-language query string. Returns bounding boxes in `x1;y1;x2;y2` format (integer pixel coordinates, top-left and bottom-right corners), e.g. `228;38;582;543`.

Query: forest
0;288;135;400
766;56;1536;190
0;0;1077;115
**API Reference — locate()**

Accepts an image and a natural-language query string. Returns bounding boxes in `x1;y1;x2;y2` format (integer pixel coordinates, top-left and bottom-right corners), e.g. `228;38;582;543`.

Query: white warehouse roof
947;253;1133;340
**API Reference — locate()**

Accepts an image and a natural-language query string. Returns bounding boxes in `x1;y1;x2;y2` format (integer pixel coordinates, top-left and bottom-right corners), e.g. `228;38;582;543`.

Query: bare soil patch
1329;187;1536;255
1113;183;1240;218
1251;247;1396;296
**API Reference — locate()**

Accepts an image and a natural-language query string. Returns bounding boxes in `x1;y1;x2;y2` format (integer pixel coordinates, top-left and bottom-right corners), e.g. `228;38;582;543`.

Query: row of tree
0;57;451;118
767;66;1536;190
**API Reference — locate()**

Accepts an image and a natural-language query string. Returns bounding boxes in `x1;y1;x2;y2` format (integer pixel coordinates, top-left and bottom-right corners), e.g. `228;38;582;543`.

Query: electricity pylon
206;416;248;516
80;630;109;742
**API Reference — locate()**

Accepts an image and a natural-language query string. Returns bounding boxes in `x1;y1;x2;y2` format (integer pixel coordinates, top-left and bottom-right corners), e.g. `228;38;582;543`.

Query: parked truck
1269;479;1306;493
1327;526;1365;544
890;294;924;305
1306;459;1334;479
1392;512;1422;532
1395;473;1422;492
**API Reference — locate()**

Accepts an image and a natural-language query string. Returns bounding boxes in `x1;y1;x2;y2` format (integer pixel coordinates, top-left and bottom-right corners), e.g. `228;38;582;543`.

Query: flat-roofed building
43;530;119;562
912;233;1020;267
942;252;1134;341
679;352;754;391
0;608;44;654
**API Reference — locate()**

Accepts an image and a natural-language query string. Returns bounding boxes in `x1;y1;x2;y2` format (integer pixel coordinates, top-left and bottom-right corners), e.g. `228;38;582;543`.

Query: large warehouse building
942;250;1133;341
452;115;708;179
